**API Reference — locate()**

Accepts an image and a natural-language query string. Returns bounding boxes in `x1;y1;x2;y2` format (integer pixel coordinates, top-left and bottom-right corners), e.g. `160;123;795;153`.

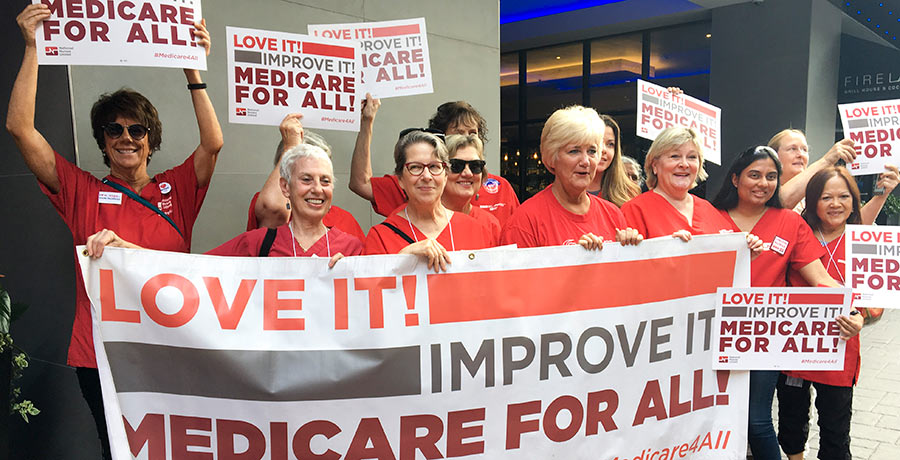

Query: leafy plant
0;277;39;422
881;193;900;218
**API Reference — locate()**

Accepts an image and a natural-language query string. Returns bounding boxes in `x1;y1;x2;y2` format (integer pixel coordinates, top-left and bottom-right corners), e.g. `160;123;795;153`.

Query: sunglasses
404;161;447;176
103;123;150;141
449;158;486;174
399;127;445;141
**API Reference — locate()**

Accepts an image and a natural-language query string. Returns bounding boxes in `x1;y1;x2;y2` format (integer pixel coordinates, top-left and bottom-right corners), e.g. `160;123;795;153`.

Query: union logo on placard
851;163;860;170
45;47;58;56
483;178;500;194
718;356;729;363
235;108;247;116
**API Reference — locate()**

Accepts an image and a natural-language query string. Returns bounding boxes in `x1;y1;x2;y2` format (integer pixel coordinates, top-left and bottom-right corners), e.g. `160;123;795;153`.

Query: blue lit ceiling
838;1;900;42
500;0;701;25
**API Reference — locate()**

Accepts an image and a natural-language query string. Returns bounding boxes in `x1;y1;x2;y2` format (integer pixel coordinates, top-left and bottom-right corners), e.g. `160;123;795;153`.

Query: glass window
522;122;552;199
501;53;519;123
649;22;711;100
526;43;583;120
499;125;520;197
589;33;643;88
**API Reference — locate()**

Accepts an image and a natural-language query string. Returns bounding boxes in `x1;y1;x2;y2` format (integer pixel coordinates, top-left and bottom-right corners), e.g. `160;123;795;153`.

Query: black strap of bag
380;222;415;244
101;178;183;238
258;227;278;256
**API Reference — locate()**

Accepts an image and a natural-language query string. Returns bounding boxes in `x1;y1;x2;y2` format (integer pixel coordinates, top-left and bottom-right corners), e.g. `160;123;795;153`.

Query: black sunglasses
449;158;486;174
399;127;445;141
103;123;149;141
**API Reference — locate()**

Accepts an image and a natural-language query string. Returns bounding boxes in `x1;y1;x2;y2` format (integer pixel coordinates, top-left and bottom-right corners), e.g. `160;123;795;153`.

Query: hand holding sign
17;3;51;48
823;138;857;167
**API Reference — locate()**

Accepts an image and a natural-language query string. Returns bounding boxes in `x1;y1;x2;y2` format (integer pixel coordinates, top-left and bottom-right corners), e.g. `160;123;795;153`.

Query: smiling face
775;132;809;181
733;157;779;208
551;141;599;196
444;145;482;202
651;142;699;197
104;116;152;174
816;175;853;233
280;155;334;224
596;125;616;174
398;142;446;206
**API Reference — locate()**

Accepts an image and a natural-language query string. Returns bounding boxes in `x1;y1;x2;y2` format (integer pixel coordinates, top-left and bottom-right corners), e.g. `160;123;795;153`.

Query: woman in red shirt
364;131;492;271
87;144;363;261
710;147;862;460
778;167;867;460
586;114;640;207
500;105;642;248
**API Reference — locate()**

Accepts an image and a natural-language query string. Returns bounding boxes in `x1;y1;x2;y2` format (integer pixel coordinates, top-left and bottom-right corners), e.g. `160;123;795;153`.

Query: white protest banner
637;79;722;164
33;0;206;70
839;98;900;175
845;224;900;308
308;18;432;99
79;234;751;460
226;26;360;131
713;287;852;371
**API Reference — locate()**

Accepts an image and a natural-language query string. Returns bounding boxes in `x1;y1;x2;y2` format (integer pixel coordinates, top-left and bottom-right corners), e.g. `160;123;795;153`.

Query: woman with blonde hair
586;114;640;207
501;105;642;249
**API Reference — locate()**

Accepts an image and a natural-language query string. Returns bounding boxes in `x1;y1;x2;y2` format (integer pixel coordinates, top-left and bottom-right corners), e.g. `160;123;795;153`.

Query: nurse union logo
483;178;500;194
159;182;172;195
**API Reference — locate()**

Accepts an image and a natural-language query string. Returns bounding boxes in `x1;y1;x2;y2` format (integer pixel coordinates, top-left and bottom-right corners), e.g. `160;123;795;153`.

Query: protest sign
637;79;722;164
79;234;751;459
713;287;852;370
308;18;432;99
845;224;900;309
839;98;900;175
33;0;206;70
226;26;360;131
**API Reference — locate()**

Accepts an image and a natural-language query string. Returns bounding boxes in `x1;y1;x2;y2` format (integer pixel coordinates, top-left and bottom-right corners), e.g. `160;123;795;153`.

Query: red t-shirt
370;173;520;226
718;208;824;287
245;192;365;242
364;205;492;254
622;191;732;238
500;184;627;248
40;152;207;368
469;206;501;246
208;224;363;257
786;235;860;387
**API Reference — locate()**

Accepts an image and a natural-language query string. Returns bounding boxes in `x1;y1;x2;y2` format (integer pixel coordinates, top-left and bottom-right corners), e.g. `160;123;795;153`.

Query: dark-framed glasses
448;158;486;174
404;161;447;176
103;123;150;141
399;127;445;141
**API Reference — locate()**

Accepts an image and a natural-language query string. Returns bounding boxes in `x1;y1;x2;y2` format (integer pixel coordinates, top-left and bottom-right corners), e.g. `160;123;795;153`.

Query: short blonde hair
767;128;806;152
644;126;706;189
445;134;487;184
540;105;604;174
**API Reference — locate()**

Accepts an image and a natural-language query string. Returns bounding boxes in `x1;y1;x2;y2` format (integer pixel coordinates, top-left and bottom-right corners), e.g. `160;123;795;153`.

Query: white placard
839;98;900;175
845;224;900;309
637;79;722;165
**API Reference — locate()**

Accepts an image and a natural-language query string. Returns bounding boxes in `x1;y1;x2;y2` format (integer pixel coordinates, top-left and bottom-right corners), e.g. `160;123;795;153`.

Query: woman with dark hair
711;147;862;460
776;167;865;460
364;130;493;272
586;114;640;207
7;5;222;458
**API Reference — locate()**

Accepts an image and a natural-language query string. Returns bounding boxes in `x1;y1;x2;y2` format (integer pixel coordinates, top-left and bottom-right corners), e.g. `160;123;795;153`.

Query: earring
286;202;291;210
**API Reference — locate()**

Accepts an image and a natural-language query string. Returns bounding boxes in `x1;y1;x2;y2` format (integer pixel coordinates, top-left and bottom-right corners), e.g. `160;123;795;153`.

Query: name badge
98;191;122;205
771;235;789;255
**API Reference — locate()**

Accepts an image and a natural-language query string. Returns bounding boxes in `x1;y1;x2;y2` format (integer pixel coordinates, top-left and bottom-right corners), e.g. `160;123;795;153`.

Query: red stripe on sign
302;42;354;59
788;293;845;305
427;251;736;324
684;99;717;118
372;24;421;37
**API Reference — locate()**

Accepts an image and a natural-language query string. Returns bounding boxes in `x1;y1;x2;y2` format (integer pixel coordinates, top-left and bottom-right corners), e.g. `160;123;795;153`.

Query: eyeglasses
404;162;447;176
449;158;486;174
103;123;150;141
399;127;445;141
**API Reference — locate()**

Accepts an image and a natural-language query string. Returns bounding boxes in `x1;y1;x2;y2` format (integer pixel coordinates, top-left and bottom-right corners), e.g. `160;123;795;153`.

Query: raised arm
860;164;899;225
254;114;305;228
186;19;224;187
6;4;58;192
780;139;856;209
349;93;381;202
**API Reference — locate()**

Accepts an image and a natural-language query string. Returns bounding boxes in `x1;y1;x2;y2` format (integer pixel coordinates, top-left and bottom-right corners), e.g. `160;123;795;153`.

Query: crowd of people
10;3;900;460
